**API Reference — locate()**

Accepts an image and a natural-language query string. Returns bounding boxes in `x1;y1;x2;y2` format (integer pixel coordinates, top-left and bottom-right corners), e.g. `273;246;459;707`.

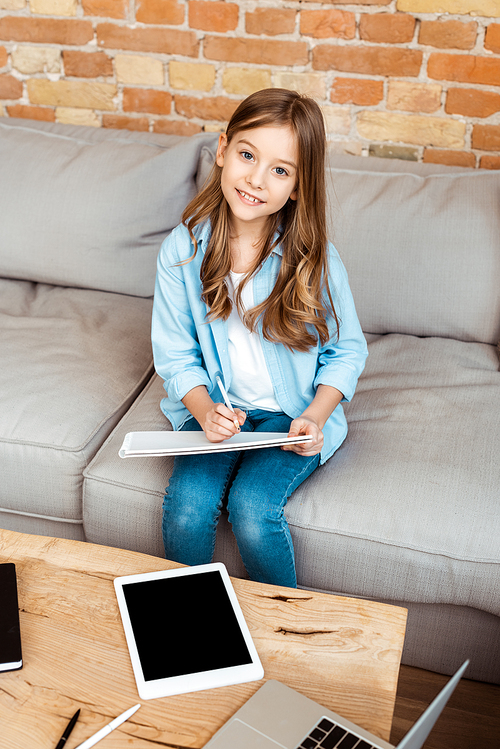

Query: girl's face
216;125;298;234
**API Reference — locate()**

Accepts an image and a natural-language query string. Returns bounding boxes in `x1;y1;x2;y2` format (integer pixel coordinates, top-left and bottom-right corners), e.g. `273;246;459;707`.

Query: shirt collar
194;219;283;257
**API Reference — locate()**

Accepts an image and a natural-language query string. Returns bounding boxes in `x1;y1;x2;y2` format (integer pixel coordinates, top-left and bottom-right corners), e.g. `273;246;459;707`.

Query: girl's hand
283;416;324;456
282;385;343;457
182;386;246;443
202;404;246;443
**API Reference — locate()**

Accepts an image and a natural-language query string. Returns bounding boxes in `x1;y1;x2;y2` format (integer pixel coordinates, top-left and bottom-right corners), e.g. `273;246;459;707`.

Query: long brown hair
182;88;339;352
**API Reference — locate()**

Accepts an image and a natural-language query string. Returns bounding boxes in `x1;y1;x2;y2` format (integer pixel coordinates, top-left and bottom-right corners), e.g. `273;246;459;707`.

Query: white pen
74;704;141;749
216;375;240;432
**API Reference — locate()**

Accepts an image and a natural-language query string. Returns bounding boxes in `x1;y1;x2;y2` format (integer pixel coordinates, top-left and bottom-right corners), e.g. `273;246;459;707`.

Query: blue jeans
162;410;320;588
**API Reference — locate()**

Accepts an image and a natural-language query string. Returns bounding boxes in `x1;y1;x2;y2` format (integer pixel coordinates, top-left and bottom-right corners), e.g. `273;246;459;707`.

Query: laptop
204;660;469;749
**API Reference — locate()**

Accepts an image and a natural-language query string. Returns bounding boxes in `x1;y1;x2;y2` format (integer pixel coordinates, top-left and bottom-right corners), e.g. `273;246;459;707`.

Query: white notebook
119;431;312;458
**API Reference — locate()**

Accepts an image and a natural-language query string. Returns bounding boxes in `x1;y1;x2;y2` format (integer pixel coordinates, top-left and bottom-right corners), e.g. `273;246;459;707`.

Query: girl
152;88;367;588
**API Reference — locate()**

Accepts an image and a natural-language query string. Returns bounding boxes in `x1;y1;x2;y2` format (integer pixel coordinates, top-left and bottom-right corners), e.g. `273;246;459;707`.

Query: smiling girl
151;88;368;587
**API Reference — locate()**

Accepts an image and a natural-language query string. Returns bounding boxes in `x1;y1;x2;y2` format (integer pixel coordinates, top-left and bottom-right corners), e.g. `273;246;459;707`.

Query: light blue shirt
151;220;368;464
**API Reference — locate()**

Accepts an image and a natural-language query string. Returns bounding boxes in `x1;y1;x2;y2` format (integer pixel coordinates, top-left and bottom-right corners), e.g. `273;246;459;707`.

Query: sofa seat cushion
289;334;500;615
83;334;500;618
83;374;171;556
0;278;153;524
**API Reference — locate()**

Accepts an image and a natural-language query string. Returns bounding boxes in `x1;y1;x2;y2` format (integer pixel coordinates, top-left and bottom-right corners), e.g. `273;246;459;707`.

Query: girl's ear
289;186;298;201
216;133;228;167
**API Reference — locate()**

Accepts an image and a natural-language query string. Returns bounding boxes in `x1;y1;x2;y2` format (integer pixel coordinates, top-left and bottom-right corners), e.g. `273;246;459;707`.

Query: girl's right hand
203;404;246;442
182;385;246;442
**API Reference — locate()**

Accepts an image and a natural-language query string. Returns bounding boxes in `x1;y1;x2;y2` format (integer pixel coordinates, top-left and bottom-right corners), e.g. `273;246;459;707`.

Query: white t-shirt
226;271;281;412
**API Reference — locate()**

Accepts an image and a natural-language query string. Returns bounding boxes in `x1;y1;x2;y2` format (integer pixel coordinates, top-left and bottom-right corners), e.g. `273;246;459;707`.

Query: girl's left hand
282;416;324;456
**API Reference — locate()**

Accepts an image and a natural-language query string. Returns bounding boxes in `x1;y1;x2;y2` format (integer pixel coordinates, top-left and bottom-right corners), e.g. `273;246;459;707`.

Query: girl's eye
274;167;288;176
241;151;253;161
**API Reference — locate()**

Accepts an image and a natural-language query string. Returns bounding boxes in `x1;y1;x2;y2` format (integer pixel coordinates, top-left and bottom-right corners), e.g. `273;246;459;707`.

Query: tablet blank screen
122;570;253;682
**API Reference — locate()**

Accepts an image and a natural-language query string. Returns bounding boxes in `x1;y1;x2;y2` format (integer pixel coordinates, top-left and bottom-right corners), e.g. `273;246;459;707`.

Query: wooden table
0;529;407;748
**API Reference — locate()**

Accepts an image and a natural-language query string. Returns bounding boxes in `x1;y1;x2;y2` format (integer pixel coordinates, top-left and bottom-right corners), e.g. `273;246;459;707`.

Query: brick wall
1;0;499;168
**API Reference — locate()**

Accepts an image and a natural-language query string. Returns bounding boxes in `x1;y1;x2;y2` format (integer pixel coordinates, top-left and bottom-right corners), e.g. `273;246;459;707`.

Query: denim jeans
162;410;320;588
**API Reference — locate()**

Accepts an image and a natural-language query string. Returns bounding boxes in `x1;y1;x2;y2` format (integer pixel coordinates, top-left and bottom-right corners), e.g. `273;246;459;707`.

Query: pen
55;709;80;749
216;375;240;431
73;704;141;749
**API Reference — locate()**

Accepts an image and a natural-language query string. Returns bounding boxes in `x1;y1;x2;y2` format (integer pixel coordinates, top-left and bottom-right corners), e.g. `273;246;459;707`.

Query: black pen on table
55;709;80;749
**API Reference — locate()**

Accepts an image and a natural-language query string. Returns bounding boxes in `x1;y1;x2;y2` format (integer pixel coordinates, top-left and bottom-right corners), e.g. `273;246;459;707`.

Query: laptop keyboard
296;717;376;749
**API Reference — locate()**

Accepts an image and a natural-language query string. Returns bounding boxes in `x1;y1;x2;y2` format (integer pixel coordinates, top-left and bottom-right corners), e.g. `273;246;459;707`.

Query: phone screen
0;563;23;672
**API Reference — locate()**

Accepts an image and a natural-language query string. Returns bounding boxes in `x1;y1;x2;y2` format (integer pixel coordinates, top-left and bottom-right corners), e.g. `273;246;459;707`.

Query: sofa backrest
326;153;500;346
0;118;218;298
2;118;498;345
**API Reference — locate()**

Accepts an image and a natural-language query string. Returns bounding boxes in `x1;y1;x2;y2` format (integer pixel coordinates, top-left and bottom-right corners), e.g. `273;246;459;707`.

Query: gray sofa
1;116;499;684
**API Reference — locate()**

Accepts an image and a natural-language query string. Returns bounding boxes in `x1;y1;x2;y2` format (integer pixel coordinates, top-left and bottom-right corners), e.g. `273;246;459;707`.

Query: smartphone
0;563;23;672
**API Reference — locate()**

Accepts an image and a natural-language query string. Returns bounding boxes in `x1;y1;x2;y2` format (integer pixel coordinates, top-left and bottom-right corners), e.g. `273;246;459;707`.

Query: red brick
6;104;56;122
472;124;500;152
423;148;475;168
446;88;500;118
82;0;128;19
419;20;477;50
0;74;22;99
189;1;238;33
300;10;355;40
245;8;296;37
330;77;383;106
0;47;7;69
480;154;500;169
359;13;415;44
302;0;390;4
97;23;198;57
136;0;184;25
174;94;238;122
63;51;113;78
428;53;500;87
123;88;172;115
204;36;308;67
153;119;202;136
0;17;93;46
102;114;150;131
313;45;422;77
485;23;500;54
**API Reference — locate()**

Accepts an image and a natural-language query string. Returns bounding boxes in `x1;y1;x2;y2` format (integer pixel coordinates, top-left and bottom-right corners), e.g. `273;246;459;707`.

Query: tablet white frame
114;562;264;700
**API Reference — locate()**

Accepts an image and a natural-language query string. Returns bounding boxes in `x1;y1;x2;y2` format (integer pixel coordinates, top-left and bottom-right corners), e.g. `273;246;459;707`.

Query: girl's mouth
236;189;264;205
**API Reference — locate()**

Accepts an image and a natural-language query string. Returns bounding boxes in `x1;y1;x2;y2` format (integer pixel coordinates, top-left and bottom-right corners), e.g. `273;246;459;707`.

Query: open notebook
119;431;313;458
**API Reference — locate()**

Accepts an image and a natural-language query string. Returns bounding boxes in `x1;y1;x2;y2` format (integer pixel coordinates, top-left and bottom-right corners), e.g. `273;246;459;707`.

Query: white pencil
73;704;141;749
216;376;240;431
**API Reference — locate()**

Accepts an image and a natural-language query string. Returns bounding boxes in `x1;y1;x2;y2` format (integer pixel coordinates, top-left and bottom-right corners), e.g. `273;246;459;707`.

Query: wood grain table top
0;529;407;748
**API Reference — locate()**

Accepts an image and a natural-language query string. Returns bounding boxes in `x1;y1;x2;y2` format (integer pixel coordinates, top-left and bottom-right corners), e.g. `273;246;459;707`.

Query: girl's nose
246;168;264;190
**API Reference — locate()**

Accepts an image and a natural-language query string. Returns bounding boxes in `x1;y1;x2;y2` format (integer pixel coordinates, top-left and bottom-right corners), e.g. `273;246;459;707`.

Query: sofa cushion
83;335;500;617
0;278;153;526
0;119;218;297
290;334;500;615
83;374;170;556
325;155;500;345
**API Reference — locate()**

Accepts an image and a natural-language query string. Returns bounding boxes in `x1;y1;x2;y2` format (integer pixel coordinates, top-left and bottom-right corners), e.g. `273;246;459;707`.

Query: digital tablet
114;563;264;700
